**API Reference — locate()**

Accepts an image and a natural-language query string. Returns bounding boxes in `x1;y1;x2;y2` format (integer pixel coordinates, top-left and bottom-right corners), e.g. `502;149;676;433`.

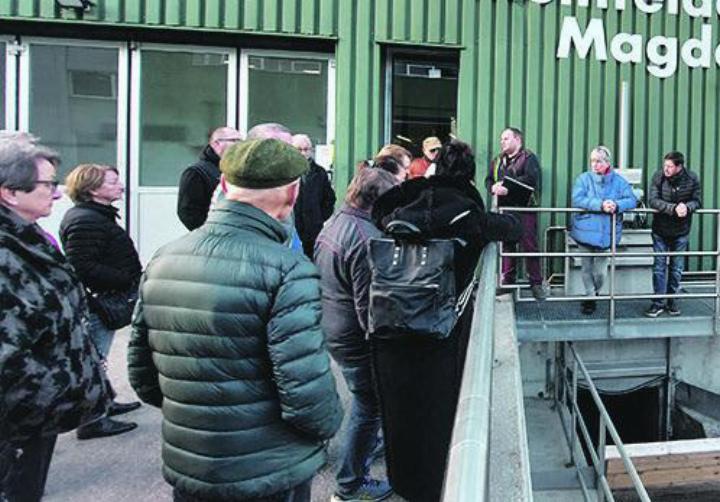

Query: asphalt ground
43;328;404;502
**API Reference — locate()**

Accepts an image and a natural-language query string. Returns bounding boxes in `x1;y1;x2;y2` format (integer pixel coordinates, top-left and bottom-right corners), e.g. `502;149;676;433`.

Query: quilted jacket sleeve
649;171;675;215
266;258;343;440
614;177;637;213
127;274;163;408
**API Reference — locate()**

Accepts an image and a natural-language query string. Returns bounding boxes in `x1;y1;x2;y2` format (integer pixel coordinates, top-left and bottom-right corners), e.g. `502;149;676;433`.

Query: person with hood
177;126;243;230
570;145;637;315
369;139;521;502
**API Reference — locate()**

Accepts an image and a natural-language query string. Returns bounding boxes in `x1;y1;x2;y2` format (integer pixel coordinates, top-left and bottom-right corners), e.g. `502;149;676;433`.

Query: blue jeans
88;312;115;360
652;233;689;307
335;359;382;495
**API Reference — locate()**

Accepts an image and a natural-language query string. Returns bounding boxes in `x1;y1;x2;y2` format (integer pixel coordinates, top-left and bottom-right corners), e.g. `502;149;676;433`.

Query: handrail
558;342;652;502
442;243;497;502
497;206;720;336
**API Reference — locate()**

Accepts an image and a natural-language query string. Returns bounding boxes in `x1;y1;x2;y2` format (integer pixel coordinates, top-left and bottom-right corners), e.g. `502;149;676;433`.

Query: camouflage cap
220;138;309;189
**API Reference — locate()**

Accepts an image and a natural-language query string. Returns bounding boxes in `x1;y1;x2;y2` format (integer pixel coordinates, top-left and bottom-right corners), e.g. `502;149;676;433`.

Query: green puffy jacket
128;199;343;500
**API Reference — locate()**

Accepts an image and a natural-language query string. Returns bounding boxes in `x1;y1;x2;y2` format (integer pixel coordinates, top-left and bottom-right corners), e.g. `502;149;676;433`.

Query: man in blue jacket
129;138;343;502
570;146;637;314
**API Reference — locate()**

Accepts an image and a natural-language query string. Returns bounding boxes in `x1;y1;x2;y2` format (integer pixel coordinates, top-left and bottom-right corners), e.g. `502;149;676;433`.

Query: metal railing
556;342;651;502
442;243;497;502
498;207;720;336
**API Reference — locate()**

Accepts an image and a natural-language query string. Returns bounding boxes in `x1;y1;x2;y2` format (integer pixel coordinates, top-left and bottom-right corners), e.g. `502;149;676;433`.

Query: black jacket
373;176;521;290
649;167;702;239
314;204;381;364
177;145;221;231
294;159;335;258
485;148;541;207
59;201;142;293
369;176;520;502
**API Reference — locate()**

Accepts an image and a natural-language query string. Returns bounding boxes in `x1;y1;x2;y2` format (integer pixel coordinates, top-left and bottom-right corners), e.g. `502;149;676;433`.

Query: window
138;50;228;186
27;44;119;179
386;50;459;157
246;55;329;146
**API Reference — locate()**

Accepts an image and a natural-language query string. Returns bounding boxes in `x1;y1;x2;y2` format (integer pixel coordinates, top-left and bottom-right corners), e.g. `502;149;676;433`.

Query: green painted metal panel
4;0;720;264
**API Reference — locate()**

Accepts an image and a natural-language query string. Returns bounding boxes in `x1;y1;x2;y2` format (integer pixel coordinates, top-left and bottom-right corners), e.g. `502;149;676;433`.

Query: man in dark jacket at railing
645;151;701;318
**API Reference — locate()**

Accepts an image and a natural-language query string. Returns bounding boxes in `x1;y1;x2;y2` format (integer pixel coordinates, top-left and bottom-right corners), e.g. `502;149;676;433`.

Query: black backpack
367;220;476;340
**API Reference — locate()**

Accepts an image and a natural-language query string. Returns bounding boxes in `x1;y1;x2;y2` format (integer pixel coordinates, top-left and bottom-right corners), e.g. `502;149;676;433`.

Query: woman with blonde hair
60;163;143;439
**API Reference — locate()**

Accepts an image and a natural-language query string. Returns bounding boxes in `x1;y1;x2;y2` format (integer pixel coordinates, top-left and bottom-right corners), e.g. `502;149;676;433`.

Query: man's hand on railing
601;200;617;213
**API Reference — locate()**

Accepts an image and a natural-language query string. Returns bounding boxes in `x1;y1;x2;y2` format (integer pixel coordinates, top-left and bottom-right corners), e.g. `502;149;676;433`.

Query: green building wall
3;0;720;263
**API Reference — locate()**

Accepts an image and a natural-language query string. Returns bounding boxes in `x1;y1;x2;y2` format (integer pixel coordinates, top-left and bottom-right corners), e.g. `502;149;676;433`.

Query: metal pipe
498;206;720;215
568;344;651;501
502;250;717;258
714;216;720;336
619;80;629;171
442;244;497;502
597;415;607;502
514;291;716;303
570;357;578;465
609;212;617;337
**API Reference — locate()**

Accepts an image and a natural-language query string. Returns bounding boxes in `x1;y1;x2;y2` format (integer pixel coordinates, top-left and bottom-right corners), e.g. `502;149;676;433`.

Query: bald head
247;123;293;145
209;127;243;157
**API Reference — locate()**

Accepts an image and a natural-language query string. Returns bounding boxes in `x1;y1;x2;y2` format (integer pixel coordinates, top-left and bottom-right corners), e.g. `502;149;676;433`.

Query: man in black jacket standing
645;151;701;317
292;133;336;258
177;126;243;230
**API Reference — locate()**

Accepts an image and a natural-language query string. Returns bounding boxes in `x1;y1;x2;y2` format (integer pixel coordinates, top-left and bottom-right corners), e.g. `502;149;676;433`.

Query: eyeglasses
215;137;242;143
34;179;60;190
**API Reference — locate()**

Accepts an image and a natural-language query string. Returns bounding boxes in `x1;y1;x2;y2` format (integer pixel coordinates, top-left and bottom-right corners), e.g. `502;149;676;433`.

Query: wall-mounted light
55;0;95;12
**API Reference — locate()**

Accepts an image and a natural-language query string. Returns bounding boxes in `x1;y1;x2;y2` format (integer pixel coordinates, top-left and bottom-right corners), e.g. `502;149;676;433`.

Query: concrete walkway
43;328;403;502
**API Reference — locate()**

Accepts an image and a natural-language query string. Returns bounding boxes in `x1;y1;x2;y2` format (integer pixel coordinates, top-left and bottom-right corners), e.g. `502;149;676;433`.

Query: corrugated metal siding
0;0;338;36
460;2;720;268
3;0;720;262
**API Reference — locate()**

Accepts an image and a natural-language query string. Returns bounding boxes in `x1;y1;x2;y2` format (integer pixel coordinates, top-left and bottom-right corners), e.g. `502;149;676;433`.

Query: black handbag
367;220;475;340
90;285;139;330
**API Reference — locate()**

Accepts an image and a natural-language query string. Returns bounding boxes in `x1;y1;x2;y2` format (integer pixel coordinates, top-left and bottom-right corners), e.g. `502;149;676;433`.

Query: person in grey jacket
645;151;701;317
314;167;398;502
128;138;342;502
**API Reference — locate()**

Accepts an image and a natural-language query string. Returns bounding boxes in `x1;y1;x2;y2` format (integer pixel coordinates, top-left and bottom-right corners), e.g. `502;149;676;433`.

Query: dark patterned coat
0;205;111;446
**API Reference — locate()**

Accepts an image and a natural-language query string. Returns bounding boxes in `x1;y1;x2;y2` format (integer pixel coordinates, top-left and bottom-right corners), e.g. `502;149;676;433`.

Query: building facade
2;0;719;264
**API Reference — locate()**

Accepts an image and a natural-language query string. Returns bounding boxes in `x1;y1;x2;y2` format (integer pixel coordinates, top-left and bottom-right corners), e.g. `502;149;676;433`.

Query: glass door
240;50;335;169
384;49;459;158
129;44;237;263
17;38;127;240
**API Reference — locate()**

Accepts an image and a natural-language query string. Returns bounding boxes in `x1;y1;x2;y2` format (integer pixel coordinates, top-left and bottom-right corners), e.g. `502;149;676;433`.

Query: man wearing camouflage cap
128;138;343;502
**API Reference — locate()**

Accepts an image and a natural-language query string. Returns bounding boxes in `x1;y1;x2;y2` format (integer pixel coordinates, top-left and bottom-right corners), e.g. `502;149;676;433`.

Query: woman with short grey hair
570;145;637;314
0;135;110;501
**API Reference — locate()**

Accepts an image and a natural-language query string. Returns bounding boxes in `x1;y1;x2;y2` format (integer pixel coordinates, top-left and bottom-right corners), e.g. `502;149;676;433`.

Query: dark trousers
173;477;312;502
502;212;542;285
1;434;57;502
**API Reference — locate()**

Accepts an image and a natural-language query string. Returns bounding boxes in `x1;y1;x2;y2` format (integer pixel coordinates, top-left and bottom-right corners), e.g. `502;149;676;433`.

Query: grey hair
0;130;39;144
591;145;612;165
247;123;292;141
0;135;59;191
291;133;312;148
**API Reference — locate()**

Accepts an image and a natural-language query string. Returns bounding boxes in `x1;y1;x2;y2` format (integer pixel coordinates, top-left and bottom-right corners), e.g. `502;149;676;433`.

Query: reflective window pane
247;56;328;145
29;45;118;179
391;53;458;156
140;51;227;186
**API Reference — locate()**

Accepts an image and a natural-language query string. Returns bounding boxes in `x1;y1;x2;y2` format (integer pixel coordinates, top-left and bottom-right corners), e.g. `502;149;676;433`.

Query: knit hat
220;139;309;189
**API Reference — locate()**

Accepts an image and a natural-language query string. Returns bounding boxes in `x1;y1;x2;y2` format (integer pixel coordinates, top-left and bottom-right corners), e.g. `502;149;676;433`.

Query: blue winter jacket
570;170;637;249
